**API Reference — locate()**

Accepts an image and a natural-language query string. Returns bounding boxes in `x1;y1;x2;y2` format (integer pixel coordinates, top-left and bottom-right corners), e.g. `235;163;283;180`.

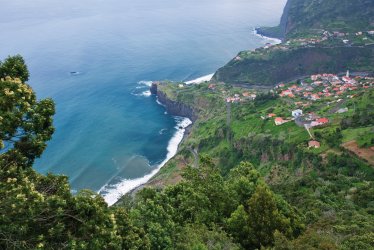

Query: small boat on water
70;71;80;75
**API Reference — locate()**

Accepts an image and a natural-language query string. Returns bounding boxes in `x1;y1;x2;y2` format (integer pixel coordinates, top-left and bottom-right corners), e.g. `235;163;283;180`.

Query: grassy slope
213;45;374;86
145;82;374;248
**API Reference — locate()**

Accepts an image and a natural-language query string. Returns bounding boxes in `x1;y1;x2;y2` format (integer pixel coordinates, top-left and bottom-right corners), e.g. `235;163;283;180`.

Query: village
233;29;374;62
219;70;374;150
161;67;373;154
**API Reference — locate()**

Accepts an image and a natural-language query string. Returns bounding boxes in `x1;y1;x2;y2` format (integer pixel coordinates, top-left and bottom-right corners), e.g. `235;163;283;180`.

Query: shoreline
253;28;282;45
185;73;214;84
100;116;192;206
103;31;283;205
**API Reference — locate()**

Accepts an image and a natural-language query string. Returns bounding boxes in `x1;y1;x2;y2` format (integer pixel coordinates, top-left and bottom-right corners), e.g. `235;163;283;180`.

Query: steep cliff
255;0;292;39
150;83;198;122
258;0;374;39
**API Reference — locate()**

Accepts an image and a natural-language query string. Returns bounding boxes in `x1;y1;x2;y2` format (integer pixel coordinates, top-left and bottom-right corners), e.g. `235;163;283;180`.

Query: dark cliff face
150;83;198;122
255;0;291;40
258;0;374;39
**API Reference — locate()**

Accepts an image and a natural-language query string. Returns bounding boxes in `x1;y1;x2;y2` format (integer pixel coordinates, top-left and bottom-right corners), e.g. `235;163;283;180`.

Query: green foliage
175;224;241;250
284;0;374;38
0;55;29;82
0;75;55;167
0;163;149;249
125;158;303;249
227;184;304;249
214;46;374;86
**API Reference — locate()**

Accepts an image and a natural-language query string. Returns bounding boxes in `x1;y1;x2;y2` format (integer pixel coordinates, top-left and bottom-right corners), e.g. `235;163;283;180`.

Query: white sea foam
159;128;168;135
156;98;165;106
131;81;153;97
99;117;192;206
138;80;153;87
253;28;282;45
131;89;151;97
141;90;151;97
185;73;214;84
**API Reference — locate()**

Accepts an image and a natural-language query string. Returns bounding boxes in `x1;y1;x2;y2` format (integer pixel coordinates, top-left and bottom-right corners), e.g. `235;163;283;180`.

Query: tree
226;184;304;249
0;162;149;249
227;161;263;207
0;55;29;82
0;75;55;167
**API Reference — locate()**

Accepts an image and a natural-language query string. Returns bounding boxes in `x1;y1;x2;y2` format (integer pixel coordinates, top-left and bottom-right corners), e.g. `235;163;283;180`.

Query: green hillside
213;45;374;86
214;0;374;87
258;0;374;39
143;77;374;249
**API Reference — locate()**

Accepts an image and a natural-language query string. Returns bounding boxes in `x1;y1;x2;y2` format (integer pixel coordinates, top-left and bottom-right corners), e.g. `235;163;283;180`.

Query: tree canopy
0;55;29;83
0;66;54;167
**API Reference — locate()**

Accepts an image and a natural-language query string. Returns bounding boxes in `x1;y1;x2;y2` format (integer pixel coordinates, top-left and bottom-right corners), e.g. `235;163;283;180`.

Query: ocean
0;0;286;204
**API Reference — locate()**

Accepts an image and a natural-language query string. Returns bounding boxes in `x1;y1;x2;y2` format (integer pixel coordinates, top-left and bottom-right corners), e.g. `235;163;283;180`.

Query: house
310;118;329;127
292;109;303;117
275;117;287;126
208;84;216;90
226;97;241;103
342;76;351;83
280;90;292;97
268;113;276;118
306;112;319;121
336;107;348;113
264;43;272;49
311;74;321;81
310;94;320;101
308;140;321;148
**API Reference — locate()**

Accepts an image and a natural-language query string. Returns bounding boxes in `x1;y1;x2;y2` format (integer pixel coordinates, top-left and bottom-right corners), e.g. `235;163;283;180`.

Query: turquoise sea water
0;0;286;203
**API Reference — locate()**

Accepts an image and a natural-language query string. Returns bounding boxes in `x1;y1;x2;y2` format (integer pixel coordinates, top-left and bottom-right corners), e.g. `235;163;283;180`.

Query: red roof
317;118;328;124
275;117;284;122
308;140;321;148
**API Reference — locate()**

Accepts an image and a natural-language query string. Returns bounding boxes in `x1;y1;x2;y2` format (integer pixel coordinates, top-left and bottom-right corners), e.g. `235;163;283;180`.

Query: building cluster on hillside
268;70;374;150
225;92;257;103
267;107;329;149
263;30;374;50
276;71;373;101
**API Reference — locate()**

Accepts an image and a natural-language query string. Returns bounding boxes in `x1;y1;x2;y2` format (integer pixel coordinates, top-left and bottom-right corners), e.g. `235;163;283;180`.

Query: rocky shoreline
115;83;197;202
150;82;198;122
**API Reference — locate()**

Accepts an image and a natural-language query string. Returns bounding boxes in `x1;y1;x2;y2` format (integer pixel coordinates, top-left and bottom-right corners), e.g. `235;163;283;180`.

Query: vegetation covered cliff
214;0;374;87
257;0;374;39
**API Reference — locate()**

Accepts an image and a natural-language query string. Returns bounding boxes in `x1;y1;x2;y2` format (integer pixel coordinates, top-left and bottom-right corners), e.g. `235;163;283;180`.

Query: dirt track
342;141;374;166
